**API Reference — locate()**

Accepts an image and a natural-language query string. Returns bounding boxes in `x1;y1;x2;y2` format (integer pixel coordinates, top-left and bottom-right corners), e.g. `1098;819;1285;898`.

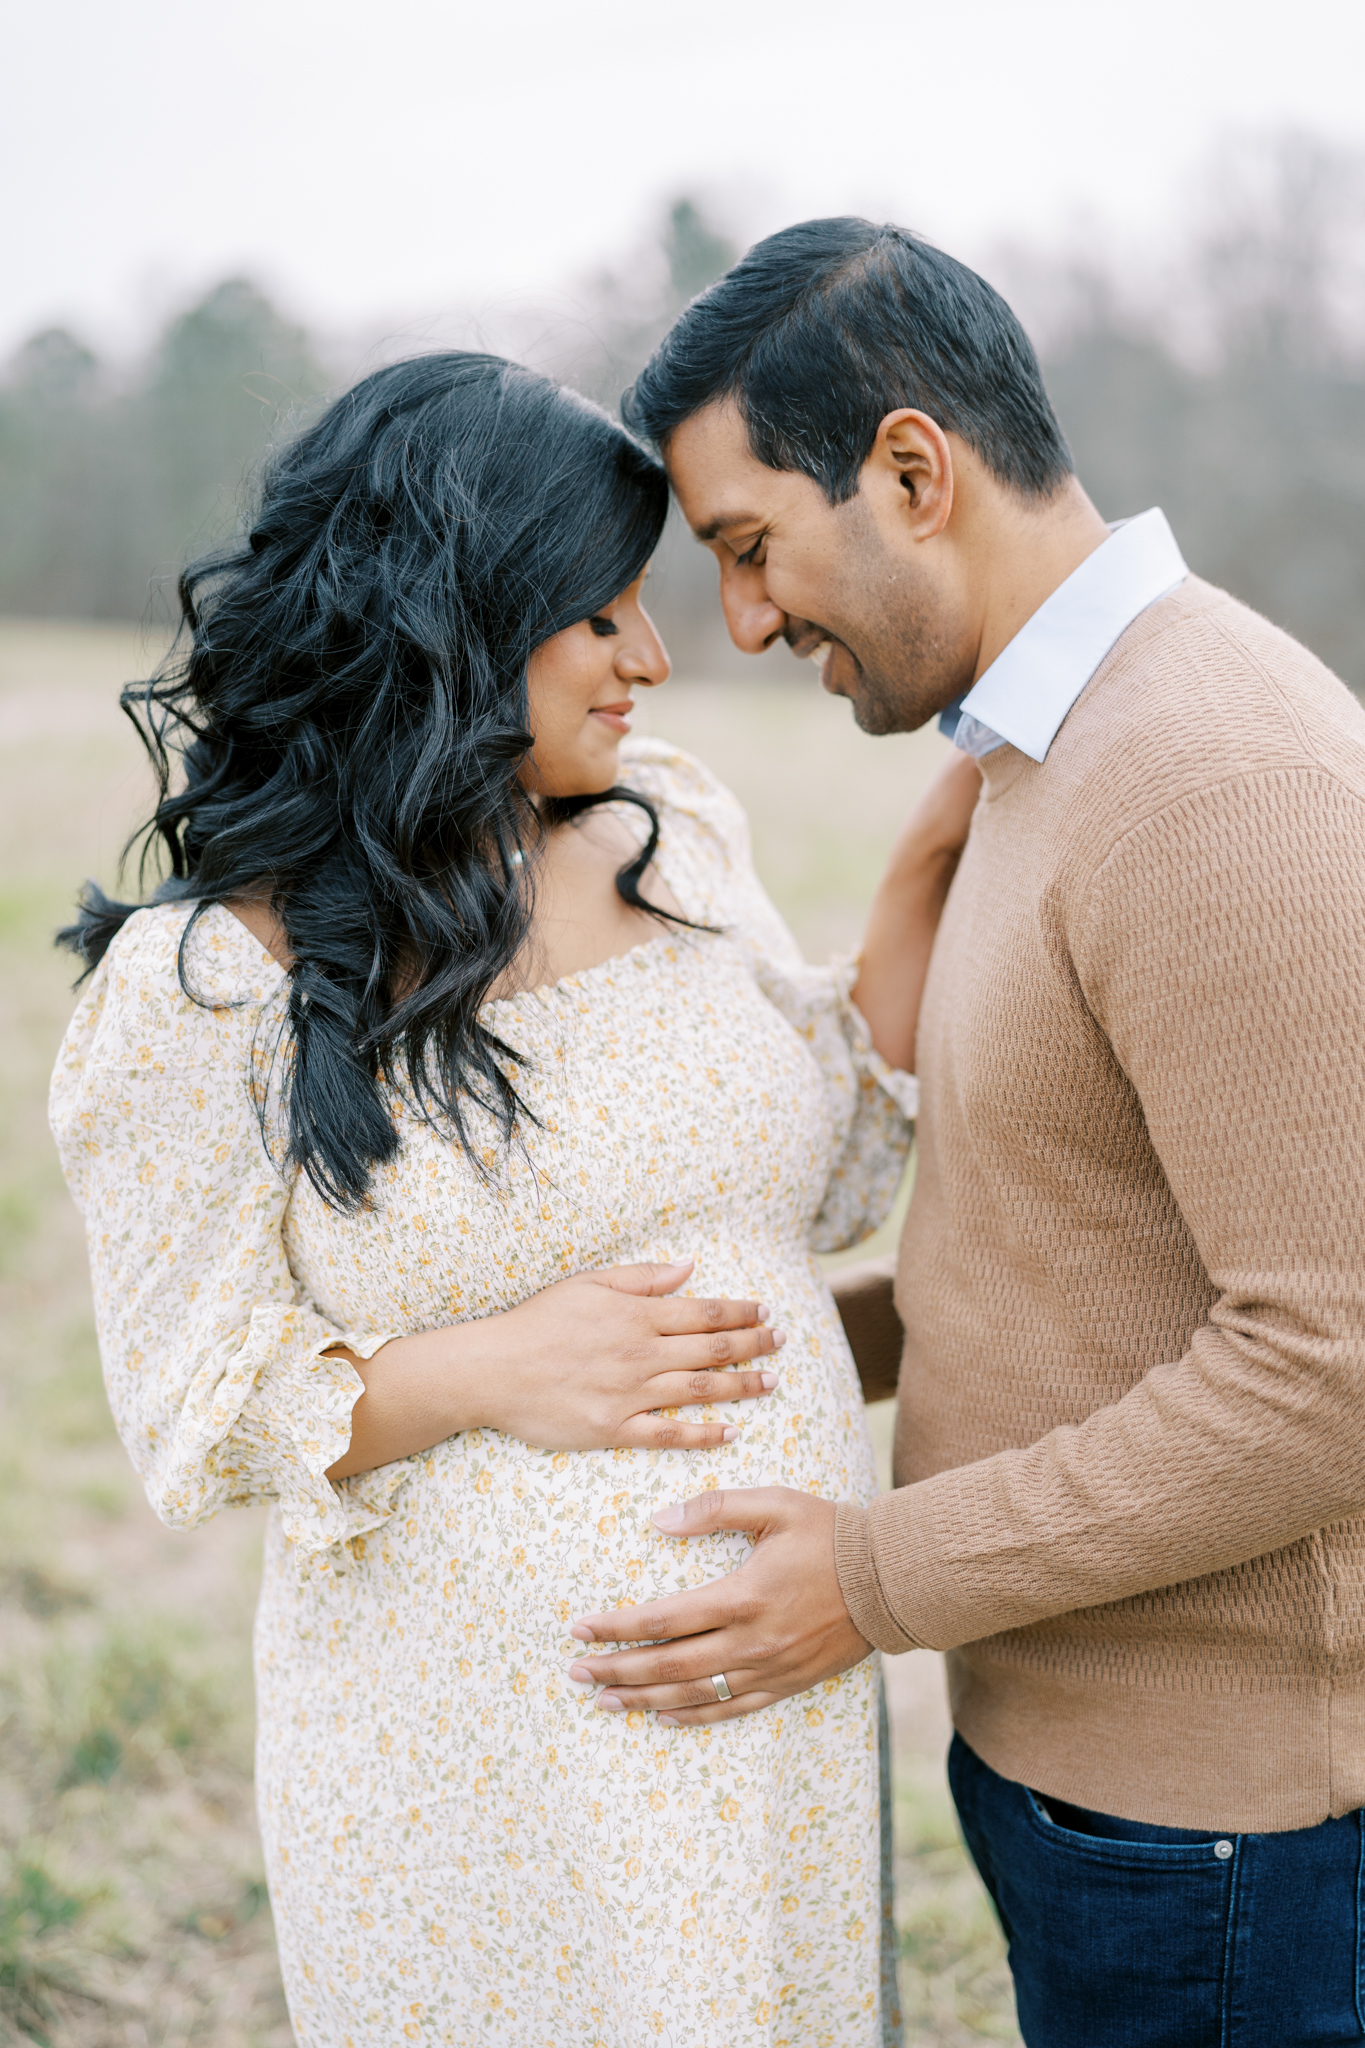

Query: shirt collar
938;507;1188;764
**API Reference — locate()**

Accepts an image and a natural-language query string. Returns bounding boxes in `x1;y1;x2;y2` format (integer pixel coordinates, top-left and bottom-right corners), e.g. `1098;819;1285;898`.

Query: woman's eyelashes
588;615;619;638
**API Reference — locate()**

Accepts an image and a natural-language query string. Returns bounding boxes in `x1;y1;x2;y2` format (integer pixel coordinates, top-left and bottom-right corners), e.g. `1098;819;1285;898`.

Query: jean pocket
1020;1785;1234;1870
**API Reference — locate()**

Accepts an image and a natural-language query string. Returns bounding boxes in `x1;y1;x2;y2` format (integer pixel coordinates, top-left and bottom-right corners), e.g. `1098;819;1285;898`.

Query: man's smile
784;619;856;694
793;631;859;697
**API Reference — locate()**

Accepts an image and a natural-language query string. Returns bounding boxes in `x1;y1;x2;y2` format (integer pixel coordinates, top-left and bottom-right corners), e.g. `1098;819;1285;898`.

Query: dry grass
0;619;1017;2046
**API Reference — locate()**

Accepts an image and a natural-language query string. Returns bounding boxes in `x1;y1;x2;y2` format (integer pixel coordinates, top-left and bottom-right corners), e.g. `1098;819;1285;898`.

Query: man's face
665;399;971;734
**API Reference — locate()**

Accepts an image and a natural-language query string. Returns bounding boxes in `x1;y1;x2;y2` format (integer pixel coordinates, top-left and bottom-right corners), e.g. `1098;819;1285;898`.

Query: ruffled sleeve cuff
158;1304;404;1560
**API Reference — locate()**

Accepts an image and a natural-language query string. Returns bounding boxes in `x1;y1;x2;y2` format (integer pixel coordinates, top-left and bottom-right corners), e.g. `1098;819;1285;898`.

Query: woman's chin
543;735;625;799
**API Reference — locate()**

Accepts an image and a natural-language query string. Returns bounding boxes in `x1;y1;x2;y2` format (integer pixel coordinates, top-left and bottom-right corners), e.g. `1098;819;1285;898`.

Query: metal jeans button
1214;1838;1234;1859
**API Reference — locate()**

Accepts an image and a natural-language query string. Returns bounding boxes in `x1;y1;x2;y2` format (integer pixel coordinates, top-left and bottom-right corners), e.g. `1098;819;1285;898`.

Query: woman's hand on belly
325;1258;784;1479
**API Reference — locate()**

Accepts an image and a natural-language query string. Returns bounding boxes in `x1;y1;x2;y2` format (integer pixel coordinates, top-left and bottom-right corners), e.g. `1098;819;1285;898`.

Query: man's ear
862;409;954;539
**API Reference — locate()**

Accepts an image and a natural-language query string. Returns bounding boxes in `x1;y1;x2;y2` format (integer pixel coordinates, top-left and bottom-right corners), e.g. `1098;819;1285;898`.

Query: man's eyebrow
693;511;762;543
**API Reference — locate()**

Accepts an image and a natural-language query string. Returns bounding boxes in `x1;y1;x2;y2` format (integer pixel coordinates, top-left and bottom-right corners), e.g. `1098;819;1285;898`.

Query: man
566;218;1365;2043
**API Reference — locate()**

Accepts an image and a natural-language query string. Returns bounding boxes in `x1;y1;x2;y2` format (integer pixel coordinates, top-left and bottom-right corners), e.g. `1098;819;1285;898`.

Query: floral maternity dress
51;742;915;2048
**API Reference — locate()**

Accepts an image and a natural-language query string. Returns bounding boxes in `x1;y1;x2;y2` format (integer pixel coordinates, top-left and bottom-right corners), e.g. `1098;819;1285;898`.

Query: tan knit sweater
834;575;1365;1831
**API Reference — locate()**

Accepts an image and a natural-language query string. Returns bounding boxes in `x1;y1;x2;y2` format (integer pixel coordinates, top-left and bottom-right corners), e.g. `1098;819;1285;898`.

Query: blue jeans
948;1732;1365;2046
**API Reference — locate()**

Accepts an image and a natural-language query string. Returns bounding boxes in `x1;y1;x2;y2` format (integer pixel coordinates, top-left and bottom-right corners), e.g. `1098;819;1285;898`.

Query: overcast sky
3;0;1363;360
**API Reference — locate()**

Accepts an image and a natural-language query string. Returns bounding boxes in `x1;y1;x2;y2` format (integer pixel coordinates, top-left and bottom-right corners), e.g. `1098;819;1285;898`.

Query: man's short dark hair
623;217;1073;503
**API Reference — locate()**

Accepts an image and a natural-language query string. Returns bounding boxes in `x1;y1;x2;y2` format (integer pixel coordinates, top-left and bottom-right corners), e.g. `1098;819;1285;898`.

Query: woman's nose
619;605;671;686
720;569;787;656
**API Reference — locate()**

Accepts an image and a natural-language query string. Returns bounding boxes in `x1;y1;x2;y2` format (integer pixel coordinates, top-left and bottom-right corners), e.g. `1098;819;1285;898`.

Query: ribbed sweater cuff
834;1500;926;1655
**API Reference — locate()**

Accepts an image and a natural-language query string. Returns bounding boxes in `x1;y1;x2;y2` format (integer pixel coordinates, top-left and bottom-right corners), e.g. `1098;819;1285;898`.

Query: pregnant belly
252;1295;876;1862
426;1301;875;1621
260;1282;874;1681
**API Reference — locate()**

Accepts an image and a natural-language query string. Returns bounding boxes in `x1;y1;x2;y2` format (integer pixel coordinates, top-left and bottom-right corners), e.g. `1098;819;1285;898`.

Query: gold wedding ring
710;1673;733;1702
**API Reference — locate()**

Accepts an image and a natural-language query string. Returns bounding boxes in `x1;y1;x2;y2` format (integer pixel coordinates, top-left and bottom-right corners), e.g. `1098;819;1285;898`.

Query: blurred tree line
2;139;1363;691
0;282;327;624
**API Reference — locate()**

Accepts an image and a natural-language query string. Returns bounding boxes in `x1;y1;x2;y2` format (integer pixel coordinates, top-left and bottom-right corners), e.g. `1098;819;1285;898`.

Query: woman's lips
590;702;633;733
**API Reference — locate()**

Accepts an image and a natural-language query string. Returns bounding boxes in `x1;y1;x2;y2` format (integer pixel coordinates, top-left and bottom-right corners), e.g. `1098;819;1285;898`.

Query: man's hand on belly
565;1489;871;1721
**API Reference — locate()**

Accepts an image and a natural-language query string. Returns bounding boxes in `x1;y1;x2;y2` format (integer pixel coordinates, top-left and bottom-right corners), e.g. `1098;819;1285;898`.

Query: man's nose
720;567;788;656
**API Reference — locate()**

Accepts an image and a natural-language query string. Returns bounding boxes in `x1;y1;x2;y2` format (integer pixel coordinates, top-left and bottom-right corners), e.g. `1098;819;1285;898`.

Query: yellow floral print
52;742;912;2047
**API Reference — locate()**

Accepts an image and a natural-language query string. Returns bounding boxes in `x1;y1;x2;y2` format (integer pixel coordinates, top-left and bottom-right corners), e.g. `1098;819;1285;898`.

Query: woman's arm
851;751;983;1073
326;1257;782;1480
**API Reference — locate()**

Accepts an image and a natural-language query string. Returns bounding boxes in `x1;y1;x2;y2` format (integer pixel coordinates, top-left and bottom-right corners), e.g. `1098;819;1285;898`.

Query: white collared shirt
939;507;1188;763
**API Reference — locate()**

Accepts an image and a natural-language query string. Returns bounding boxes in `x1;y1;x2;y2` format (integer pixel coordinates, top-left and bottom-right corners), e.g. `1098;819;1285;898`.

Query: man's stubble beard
820;499;963;737
840;587;959;738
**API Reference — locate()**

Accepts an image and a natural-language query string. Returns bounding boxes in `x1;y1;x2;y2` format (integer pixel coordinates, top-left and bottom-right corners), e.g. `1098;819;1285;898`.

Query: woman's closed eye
589;615;619;638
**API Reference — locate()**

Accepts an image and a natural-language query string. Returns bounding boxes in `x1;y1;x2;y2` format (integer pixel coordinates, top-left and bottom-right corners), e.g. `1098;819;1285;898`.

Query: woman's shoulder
618;737;752;864
60;901;287;1077
110;900;285;1002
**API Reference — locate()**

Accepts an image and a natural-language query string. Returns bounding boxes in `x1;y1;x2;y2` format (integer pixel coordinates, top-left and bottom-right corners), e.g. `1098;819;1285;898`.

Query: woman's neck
488;806;683;1000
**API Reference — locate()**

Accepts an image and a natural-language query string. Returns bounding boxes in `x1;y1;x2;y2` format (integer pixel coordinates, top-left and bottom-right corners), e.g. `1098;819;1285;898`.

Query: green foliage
0;278;329;623
0;1859;96;2043
59;1727;122;1790
51;1625;230;1791
0;1606;269;2039
2;1864;89;1941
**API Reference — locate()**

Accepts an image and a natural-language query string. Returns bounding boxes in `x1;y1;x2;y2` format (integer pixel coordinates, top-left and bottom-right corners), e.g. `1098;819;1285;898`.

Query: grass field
0;619;1018;2046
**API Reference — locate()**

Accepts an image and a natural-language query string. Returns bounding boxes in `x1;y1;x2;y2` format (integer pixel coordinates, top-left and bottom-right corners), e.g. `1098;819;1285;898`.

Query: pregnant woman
50;353;978;2047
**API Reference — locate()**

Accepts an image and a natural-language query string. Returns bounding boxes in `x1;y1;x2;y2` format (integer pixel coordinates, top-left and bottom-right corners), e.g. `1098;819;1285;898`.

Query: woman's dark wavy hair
58;351;681;1208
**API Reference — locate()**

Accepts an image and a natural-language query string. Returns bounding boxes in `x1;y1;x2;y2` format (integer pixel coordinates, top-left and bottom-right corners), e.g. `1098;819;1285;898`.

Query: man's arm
568;766;1365;1716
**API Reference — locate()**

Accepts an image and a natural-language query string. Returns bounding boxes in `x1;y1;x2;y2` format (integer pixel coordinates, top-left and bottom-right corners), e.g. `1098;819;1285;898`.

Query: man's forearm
835;1314;1365;1655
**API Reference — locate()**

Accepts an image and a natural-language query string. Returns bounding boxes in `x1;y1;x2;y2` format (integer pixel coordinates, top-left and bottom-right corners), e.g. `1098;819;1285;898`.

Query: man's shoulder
1051;574;1365;812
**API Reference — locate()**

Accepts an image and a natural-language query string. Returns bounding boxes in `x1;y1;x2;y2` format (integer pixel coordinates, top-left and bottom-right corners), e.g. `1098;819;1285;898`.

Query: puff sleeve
49;904;403;1557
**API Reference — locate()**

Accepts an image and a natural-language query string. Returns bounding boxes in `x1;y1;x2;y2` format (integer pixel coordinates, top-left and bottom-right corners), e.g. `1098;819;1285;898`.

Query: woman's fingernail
569;1622;594;1641
567;1663;593;1683
771;1328;788;1347
721;1425;738;1441
653;1505;687;1532
760;1371;779;1389
598;1694;624;1712
658;1714;679;1726
755;1303;770;1323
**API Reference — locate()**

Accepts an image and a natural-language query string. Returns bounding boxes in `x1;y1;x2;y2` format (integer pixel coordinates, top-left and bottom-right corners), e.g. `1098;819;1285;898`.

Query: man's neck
969;478;1111;683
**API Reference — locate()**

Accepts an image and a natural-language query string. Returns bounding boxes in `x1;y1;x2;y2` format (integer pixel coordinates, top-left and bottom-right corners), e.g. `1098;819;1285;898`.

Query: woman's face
523;572;670;798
